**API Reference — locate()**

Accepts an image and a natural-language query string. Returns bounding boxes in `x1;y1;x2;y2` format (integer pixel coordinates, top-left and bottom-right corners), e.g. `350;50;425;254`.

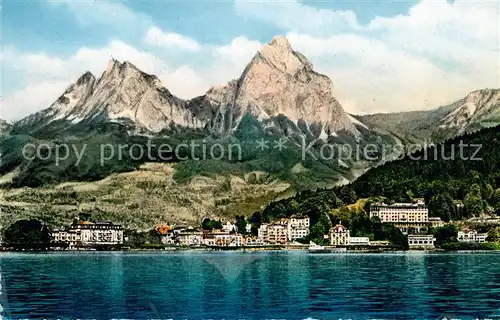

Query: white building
178;227;203;246
258;224;268;240
349;237;370;246
259;216;310;244
370;202;428;234
288;215;310;241
266;223;288;244
222;221;237;233
457;230;488;243
428;217;445;228
210;230;244;246
408;234;436;249
245;237;266;246
51;221;123;248
330;225;350;246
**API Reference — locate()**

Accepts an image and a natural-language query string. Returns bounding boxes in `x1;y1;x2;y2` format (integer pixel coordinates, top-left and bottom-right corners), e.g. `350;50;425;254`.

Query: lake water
1;251;499;319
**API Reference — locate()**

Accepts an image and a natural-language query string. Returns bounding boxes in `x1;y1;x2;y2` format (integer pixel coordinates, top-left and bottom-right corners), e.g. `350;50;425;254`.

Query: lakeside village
3;200;498;252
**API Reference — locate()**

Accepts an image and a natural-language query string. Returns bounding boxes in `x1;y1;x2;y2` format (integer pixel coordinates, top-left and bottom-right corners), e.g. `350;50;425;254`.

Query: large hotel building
51;221;123;248
369;202;429;234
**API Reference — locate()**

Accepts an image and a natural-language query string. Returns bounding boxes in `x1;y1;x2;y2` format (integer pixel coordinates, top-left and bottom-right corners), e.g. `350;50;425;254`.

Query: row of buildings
329;224;439;249
48;202;489;250
369;201;491;248
157;225;266;247
51;221;124;249
457;230;488;243
155;216;311;247
257;215;310;244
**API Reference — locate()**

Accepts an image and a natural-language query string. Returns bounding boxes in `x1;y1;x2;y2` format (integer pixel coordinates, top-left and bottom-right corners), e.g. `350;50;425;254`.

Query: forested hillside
253;125;500;247
352;125;500;219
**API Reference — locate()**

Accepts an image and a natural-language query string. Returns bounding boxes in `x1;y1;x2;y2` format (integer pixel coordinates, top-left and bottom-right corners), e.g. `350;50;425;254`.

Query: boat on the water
308;241;347;253
308;241;331;253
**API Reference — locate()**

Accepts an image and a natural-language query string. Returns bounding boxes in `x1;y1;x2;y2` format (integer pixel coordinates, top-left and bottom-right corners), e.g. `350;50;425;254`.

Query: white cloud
1;36;261;121
235;0;499;114
47;0;152;31
215;36;261;64
2;81;69;122
160;66;210;99
145;27;201;52
1;40;173;121
234;0;361;35
4;0;498;121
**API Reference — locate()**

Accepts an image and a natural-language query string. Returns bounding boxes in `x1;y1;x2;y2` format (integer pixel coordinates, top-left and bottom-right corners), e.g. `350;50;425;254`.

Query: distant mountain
0;119;11;136
15;60;209;135
192;36;361;137
4;35;401;190
358;89;500;143
439;89;500;136
350;124;500;217
15;36;367;141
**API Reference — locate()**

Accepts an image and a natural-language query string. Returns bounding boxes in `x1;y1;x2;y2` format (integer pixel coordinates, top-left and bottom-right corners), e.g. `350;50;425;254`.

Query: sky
1;0;499;122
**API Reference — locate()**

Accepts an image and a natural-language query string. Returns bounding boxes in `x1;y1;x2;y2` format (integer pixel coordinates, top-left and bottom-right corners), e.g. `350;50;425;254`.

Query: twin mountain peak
17;35;500;140
18;36;357;137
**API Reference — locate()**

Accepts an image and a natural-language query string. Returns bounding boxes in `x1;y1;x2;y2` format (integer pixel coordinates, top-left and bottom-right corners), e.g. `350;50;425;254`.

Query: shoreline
1;247;499;253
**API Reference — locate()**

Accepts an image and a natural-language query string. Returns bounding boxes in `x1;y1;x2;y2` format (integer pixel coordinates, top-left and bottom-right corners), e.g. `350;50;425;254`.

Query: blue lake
1;251;499;319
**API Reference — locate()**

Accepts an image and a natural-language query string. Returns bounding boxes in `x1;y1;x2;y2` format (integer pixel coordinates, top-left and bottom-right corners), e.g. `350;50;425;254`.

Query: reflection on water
1;251;499;319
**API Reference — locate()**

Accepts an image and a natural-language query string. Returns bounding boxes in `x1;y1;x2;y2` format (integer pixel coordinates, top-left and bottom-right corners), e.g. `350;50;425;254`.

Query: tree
247;173;257;184
370;216;383;240
202;218;222;230
381;224;408;250
464;184;485;217
339;186;357;204
433;225;458;246
490;188;500;212
4;219;51;249
349;212;372;237
486;227;499;242
428;193;454;222
483;183;494;201
309;213;332;244
235;215;247;235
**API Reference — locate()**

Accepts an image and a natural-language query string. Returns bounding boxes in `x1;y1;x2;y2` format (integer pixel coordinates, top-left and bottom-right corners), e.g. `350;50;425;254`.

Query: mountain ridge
13;36;363;140
358;88;500;143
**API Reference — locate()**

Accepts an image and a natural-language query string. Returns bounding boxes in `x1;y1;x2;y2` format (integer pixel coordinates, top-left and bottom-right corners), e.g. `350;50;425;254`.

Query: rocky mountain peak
102;59;145;82
256;35;312;75
15;36;365;138
76;71;96;85
16;58;208;133
269;35;292;50
437;88;500;136
207;35;359;137
464;89;500;104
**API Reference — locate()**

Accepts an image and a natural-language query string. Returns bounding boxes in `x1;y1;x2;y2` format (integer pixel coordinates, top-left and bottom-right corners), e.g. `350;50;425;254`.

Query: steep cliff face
15;36;368;139
439;89;500;134
16;60;209;134
194;36;361;137
15;71;96;130
359;88;500;143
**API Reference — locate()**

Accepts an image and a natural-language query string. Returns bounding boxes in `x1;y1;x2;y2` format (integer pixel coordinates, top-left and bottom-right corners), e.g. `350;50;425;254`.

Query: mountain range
12;36;365;139
1;35;499;228
8;35;499;144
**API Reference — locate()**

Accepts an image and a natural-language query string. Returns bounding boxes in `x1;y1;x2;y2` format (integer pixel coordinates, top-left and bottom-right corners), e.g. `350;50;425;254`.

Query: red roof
333;225;347;232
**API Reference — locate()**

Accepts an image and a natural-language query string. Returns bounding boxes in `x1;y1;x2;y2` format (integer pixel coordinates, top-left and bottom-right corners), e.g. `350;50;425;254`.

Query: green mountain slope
257;125;500;226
